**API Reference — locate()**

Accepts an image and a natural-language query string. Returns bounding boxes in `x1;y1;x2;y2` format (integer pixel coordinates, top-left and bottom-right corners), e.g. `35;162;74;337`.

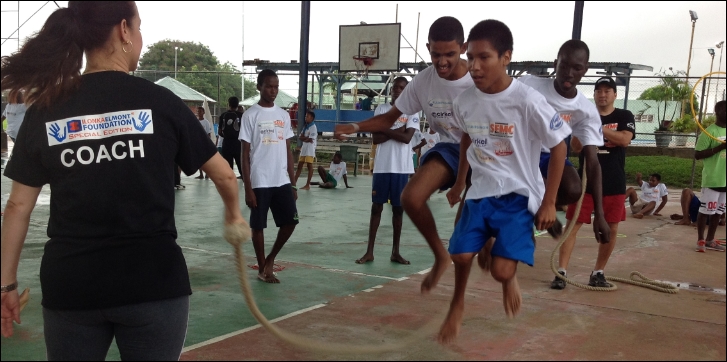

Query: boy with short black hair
312;151;352;189
294;110;317;190
335;16;474;293
240;69;299;283
356;76;419;265
442;19;571;344
694;100;726;252
625;172;668;219
219;96;244;178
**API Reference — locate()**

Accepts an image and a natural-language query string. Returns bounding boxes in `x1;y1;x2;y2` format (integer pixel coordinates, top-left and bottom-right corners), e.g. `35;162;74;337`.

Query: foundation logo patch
46;110;154;146
549;113;563;131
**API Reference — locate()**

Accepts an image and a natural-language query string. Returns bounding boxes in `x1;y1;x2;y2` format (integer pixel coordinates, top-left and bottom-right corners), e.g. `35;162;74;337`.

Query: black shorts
249;184;299;230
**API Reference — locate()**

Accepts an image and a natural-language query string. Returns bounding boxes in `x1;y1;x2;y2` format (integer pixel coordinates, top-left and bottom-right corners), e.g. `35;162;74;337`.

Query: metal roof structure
154;77;217;103
241;89;298;109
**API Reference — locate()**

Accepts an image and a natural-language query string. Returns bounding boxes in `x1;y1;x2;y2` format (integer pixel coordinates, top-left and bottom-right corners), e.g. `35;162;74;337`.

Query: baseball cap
595;77;617;91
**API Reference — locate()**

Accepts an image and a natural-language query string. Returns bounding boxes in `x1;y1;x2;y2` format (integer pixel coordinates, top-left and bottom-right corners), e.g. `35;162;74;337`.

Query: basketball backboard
339;23;401;73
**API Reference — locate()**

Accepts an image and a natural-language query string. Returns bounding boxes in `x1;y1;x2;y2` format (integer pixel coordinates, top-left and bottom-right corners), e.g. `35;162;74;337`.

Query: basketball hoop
352;56;373;78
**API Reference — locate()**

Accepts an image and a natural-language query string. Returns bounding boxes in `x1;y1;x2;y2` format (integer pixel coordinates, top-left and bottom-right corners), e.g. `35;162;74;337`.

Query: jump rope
24;71;727;347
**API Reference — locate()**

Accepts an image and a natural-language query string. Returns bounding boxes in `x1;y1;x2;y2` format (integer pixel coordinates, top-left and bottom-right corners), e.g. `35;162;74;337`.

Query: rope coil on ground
549;158;678;294
224;221;447;354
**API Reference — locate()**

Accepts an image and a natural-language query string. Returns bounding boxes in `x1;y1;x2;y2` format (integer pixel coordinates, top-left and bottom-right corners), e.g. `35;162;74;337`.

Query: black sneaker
588;272;613;288
547;219;563;239
550;271;567;290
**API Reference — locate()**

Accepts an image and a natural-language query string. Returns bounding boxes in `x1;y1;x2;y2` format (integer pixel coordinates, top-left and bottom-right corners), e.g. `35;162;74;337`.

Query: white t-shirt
518;75;604;153
454;79;572;215
239;104;294;188
373;103;420;174
199;118;212;135
421;131;440;155
409;129;423;155
299;123;318;157
329;161;347;183
395;66;473;144
2;103;27;139
639;181;668;203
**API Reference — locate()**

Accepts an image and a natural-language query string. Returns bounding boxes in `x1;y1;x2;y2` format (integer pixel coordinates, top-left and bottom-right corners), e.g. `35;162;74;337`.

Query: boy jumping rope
240;69;299;283
443;19;571;344
335;16;474;293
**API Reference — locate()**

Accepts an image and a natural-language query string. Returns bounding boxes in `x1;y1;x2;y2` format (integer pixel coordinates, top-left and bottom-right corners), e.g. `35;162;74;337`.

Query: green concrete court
1;170;725;361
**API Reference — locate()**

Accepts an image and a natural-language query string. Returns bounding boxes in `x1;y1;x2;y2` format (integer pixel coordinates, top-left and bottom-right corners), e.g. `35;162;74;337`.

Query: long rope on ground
223;223;447;354
549;158;678;293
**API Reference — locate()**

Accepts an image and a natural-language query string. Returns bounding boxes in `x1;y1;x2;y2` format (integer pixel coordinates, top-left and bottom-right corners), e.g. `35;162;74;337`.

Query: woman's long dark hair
0;1;136;109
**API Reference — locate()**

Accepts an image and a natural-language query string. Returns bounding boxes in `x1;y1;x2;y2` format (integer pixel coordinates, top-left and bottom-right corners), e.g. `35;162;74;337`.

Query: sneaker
588;272;613;288
696;240;706;252
705;240;725;252
550;271;567;290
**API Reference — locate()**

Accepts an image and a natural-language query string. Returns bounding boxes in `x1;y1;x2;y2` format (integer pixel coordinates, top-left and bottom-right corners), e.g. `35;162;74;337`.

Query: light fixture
689;10;698;22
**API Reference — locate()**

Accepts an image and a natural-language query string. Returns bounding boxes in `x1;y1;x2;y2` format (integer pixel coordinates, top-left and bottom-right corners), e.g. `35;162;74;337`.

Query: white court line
178;248;411;282
182;303;327;352
657;280;726;295
180;246;231;256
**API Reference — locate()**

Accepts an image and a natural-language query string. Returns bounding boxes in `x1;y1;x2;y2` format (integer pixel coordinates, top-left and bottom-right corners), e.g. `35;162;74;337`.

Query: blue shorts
689;196;701;223
539;152;574;179
372;173;408;206
419;142;460;190
448;193;535;266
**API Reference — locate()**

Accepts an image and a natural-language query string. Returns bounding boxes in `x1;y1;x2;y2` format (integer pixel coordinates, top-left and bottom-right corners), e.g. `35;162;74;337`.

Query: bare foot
421;255;451;294
674;218;691;225
390;254;410;265
477;239;494;272
502;276;522;319
300;185;311;190
633;213;644;219
670;214;681;220
257;272;279;283
195;175;204;179
437;302;464;344
355;254;374;264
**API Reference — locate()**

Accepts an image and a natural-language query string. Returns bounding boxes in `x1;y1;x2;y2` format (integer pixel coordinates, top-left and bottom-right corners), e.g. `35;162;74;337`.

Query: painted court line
180;246;232;256
182;303;327;353
321;268;409;282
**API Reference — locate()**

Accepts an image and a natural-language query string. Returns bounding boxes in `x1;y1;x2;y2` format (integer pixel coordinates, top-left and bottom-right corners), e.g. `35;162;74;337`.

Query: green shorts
326;172;338;188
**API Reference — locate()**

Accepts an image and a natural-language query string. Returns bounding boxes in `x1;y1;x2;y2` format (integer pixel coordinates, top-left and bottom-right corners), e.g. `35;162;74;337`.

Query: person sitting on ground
311;152;352;189
195;106;214;179
671;188;726;227
625;172;668;219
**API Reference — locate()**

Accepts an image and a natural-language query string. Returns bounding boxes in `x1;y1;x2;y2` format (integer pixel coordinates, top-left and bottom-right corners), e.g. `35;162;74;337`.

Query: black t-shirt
578;108;636;196
218;110;243;149
4;71;217;310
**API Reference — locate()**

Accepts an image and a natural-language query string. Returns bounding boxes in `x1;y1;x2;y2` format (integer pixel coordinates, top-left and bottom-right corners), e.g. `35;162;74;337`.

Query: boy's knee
401;189;425;211
392;205;404;216
371;203;384;214
490;258;517;282
450;253;473;265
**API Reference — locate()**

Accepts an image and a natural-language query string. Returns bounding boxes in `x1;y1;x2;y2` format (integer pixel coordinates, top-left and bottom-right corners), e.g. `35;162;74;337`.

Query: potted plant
638;68;698;147
671;114;697;146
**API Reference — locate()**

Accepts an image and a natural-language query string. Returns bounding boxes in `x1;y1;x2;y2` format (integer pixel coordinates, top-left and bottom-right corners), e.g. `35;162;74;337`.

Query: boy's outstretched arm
635;172;643;187
446;133;472;207
343;174;353;188
582;145;610;243
654;194;668;216
536;141;567;231
334;106;403;140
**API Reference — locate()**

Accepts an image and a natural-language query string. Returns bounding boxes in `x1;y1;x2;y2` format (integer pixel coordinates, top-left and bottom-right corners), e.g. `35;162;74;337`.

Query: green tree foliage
637;68;699;130
138;39;257;104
